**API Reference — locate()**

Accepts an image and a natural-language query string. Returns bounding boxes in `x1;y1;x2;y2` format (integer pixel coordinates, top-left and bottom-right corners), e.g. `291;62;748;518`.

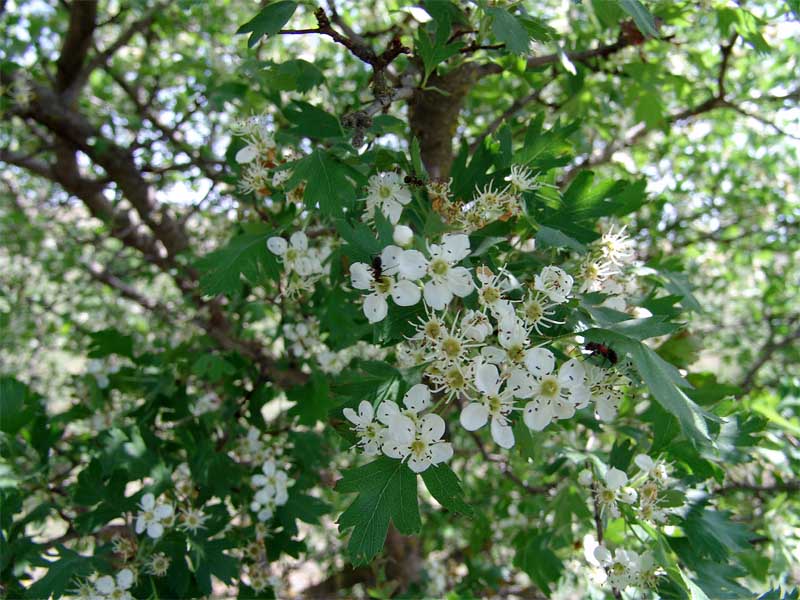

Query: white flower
383;412;453;473
393;224;414;247
350;245;422;323
94;569;134;599
190;392;220;417
145;553;171;576
504;165;538;193
585;364;628;422
179;507;207;533
460;309;493;342
252;459;290;506
599;467;637;517
421;234;475;310
363;172;412;224
135;493;174;539
475;266;515;318
267;231;323;277
598;225;636;266
460;363;517;448
519;291;563;335
534;266;573;304
521;349;589;431
593;544;655;589
343;400;386;455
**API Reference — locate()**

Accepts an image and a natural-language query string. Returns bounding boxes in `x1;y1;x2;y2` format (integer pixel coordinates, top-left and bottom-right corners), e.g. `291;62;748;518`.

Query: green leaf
0;377;37;434
410;137;426;178
337;457;421;565
265;59;325;92
619;0;659;37
88;328;134;358
195;232;279;297
415;28;464;83
284;101;344;139
583;329;712;446
683;504;751;562
512;531;564;594
237;1;298;48
25;546;95;599
193;539;239;594
421;464;473;516
486;7;531;55
287;150;357;217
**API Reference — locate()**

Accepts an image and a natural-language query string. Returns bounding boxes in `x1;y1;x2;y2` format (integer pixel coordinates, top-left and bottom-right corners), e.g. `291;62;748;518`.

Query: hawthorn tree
1;1;799;599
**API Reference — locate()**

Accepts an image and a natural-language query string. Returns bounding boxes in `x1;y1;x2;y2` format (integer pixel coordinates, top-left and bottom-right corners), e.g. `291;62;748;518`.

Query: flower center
488;395;502;414
445;367;465;389
507;344;525;363
480;286;501;305
144;510;155;521
525;300;543;321
424;320;442;339
285;248;298;261
410;439;426;456
375;276;393;295
429;258;449;277
379;185;392;199
601;489;616;503
540;376;560;398
441;336;462;359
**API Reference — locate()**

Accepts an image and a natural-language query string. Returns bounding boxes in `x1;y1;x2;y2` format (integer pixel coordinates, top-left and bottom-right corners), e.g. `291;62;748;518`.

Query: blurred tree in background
1;1;798;598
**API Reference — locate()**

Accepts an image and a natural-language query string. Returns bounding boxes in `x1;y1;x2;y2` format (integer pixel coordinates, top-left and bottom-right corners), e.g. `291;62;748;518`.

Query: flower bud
393;224;413;247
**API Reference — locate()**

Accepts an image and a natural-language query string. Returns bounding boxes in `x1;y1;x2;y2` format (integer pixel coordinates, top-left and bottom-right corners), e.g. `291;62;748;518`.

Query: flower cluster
282;317;386;374
250;457;292;522
430;165;538;232
267;231;332;297
584;535;660;590
580;454;675;523
344;384;453;473
75;568;135;600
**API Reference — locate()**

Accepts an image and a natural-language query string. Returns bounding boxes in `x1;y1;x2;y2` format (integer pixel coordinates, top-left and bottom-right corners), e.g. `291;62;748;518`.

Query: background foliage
1;0;799;598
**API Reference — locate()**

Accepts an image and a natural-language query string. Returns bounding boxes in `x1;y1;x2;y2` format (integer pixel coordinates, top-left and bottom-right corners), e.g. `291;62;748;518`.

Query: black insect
371;255;383;280
586;341;619;365
404;174;426;187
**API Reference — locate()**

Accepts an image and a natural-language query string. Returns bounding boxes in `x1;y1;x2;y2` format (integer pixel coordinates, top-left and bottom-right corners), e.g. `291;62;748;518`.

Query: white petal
480;346;506;364
358;400;374;422
380;245;402;273
523;348;555;377
382;441;410;459
383;199;403;224
141;493;155;510
507;368;534;399
619;487;638;504
349;262;374;290
552;399;575;420
391;279;421;306
398;249;428;280
475;363;501;396
634;454;655;472
418;413;445;442
605;467;628;490
376;400;399;425
595;397;618;422
135;516;146;534
408;454;432;473
147;521;164;538
154;503;173;519
594;544;613;566
441;233;471;262
423;281;453;310
523;400;553;431
388;414;416;444
447;266;475;297
343;407;360;425
267;236;288;256
491;418;515;449
363;293;388;323
289;231;308;250
403;384;432;413
559;358;586;387
570;385;590;409
429;442;453;465
116;569;134;590
460;402;489;431
95;576;115;595
235;145;258;164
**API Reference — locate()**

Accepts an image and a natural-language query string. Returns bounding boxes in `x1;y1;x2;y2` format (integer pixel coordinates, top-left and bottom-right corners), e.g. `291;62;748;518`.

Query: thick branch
55;0;98;95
